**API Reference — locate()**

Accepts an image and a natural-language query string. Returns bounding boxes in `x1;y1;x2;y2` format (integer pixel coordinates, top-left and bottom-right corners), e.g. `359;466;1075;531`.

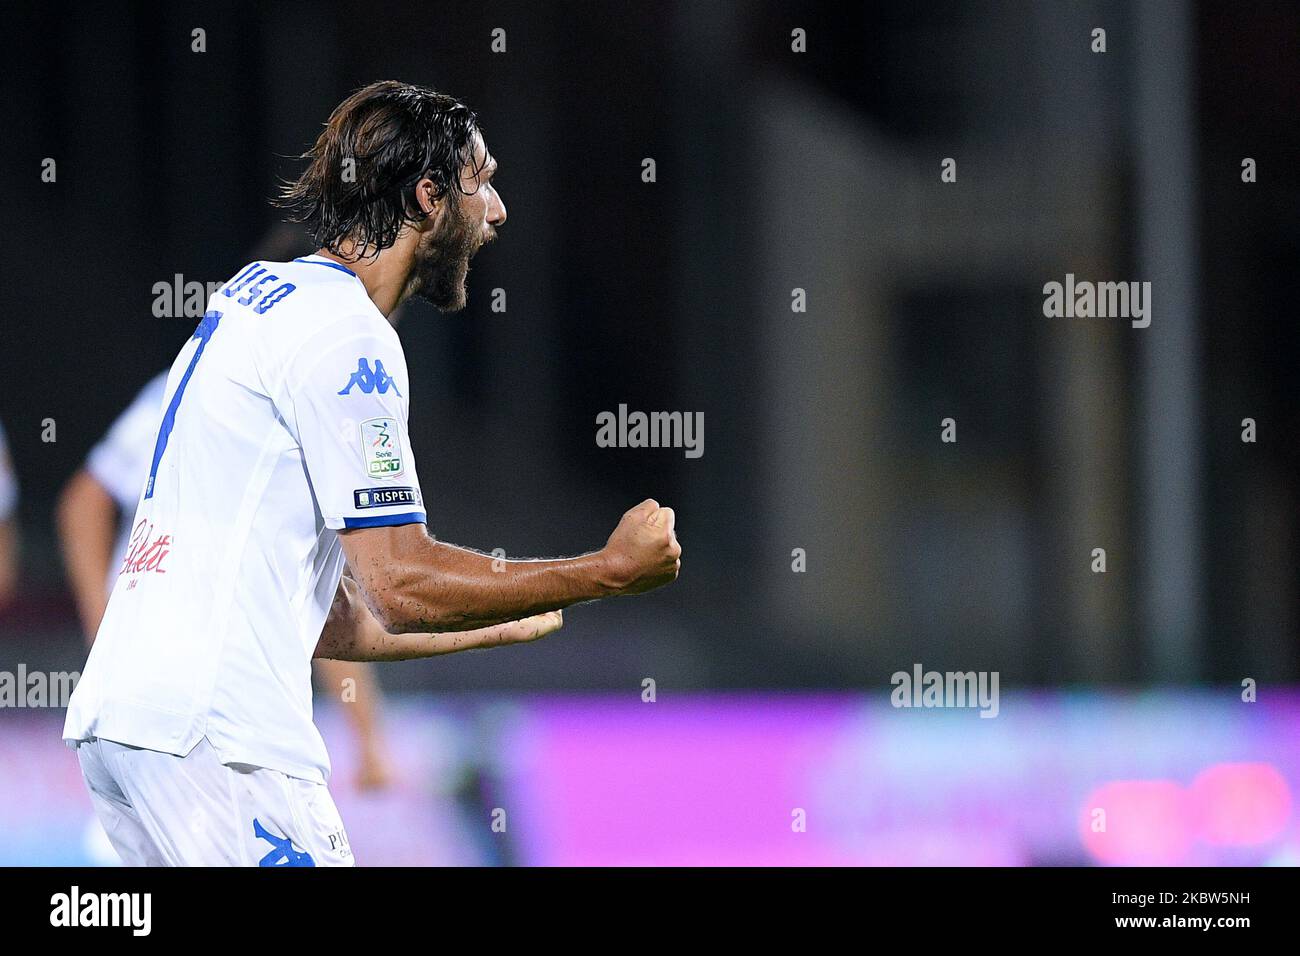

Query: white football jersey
64;255;425;783
85;370;169;591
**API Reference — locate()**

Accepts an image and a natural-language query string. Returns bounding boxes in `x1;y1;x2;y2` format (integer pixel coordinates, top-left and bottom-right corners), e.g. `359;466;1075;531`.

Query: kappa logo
253;818;316;867
338;358;401;396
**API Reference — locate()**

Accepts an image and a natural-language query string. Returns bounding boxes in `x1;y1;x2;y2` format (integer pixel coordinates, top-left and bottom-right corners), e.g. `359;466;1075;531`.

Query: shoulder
214;257;398;382
286;308;401;385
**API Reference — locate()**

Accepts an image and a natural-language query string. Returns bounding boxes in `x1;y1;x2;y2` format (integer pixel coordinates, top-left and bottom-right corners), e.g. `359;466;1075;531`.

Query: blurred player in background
57;371;394;791
0;422;19;611
62;81;680;866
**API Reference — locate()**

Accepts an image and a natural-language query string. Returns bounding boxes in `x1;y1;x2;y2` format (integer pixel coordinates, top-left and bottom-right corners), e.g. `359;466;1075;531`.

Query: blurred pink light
1080;780;1192;865
1191;762;1291;846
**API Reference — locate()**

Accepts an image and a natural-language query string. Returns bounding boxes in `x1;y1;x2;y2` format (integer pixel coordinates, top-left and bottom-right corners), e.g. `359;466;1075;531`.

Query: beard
409;199;483;311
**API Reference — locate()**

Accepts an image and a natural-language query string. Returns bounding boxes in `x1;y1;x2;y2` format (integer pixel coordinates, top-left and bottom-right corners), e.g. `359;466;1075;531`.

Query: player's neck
313;246;409;322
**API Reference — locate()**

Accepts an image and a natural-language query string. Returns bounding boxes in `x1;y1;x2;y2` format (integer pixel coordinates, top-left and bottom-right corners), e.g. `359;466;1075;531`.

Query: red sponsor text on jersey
120;519;173;576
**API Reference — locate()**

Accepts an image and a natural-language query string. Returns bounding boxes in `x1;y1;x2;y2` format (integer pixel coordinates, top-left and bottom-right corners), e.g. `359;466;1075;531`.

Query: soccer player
58;371;396;792
62;81;682;867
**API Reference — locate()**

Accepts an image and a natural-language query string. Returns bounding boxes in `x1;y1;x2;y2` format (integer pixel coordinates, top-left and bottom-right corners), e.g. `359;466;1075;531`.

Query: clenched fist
601;499;682;595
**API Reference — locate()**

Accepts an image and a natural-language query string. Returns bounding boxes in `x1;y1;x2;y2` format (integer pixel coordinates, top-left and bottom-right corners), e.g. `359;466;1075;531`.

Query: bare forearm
314;574;563;661
349;530;615;632
316;619;556;661
338;499;680;635
56;472;117;639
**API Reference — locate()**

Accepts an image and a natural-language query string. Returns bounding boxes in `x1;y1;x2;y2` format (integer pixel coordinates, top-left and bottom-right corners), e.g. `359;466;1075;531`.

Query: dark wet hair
277;81;484;258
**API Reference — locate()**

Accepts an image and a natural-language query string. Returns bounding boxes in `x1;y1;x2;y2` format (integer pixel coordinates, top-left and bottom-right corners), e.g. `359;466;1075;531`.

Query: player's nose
488;188;507;227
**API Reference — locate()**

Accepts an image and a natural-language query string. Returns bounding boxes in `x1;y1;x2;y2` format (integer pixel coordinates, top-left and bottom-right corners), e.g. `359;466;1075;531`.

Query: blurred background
0;0;1297;865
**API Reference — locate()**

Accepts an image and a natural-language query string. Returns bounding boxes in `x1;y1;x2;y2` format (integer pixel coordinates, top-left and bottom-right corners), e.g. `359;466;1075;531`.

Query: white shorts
76;736;354;867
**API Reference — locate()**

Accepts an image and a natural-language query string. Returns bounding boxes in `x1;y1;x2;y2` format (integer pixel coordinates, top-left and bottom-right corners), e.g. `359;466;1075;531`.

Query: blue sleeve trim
341;511;426;530
294;256;359;278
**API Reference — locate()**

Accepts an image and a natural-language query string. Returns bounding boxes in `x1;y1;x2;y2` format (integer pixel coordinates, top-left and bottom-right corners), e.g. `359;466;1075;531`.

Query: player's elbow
371;601;419;635
379;587;491;633
371;601;459;635
363;574;460;634
342;526;485;632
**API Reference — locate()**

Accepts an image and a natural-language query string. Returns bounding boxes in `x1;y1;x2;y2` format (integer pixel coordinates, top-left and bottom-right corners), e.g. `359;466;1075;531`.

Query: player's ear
414;176;442;222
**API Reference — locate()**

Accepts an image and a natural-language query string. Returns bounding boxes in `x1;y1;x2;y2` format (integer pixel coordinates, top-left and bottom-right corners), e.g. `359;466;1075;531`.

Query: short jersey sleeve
0;422;16;521
85;371;169;510
286;322;425;531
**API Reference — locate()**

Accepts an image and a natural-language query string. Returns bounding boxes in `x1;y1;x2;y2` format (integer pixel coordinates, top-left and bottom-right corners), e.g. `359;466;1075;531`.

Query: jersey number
145;310;222;499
